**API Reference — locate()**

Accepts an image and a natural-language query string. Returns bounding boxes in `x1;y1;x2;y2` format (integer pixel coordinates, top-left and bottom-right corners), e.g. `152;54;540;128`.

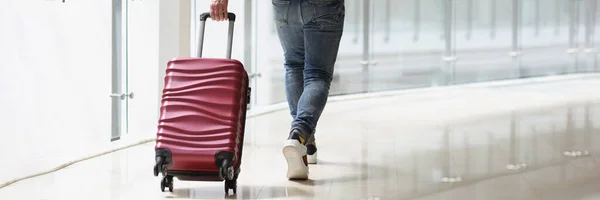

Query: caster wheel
224;180;230;194
161;175;174;192
166;176;174;192
224;179;237;194
231;179;237;194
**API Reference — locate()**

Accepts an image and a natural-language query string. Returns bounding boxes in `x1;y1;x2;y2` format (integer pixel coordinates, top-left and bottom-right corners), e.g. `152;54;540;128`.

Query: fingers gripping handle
196;12;236;59
199;12;237;22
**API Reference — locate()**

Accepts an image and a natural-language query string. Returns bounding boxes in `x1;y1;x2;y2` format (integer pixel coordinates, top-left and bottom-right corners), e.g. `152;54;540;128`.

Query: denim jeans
272;0;345;136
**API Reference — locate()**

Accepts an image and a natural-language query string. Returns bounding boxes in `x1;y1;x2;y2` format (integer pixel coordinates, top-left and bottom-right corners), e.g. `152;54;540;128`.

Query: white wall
127;0;160;143
0;0;111;183
0;0;164;184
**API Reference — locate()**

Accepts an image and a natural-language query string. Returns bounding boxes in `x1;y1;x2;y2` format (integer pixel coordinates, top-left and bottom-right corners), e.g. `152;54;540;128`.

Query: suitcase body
153;12;249;194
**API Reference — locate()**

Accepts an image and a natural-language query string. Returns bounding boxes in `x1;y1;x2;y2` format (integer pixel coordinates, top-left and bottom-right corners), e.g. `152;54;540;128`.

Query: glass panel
581;0;598;72
452;0;518;84
596;0;600;66
520;0;571;77
331;0;368;95
368;0;446;92
112;0;124;141
253;0;281;105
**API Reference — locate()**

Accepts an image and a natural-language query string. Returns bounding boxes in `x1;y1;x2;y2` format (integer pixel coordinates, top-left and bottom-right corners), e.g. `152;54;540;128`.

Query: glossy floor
2;75;600;200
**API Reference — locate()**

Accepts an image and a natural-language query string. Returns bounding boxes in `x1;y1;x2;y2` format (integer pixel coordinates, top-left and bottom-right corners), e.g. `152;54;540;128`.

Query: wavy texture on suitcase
155;58;246;168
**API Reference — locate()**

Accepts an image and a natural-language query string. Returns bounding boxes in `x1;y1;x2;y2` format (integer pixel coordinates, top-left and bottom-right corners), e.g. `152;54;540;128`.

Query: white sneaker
282;139;309;180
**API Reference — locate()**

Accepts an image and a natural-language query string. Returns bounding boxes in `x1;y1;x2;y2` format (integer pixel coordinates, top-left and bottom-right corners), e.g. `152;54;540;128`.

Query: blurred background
0;0;599;189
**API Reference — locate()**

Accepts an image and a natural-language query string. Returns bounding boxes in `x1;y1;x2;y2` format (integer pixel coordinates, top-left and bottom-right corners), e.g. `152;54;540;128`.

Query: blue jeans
273;0;345;136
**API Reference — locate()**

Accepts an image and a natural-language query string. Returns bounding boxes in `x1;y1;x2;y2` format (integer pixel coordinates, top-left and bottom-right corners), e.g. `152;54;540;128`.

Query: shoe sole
282;140;308;180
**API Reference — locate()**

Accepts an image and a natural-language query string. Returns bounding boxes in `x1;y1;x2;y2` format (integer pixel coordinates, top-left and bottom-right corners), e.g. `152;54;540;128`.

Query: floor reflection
412;102;600;200
328;101;600;200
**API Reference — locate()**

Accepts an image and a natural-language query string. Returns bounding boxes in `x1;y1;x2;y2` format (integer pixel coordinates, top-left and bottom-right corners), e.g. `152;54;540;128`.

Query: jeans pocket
307;0;344;29
272;0;291;25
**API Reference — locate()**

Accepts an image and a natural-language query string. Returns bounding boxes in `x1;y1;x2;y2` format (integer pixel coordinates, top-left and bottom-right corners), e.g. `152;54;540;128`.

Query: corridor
1;74;599;200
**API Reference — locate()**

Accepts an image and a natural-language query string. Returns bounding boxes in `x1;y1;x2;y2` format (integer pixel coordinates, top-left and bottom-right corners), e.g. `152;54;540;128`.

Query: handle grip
196;12;236;59
199;12;237;22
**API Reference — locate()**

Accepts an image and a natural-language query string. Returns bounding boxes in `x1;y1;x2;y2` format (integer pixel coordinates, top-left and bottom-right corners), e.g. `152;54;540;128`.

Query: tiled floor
2;75;600;200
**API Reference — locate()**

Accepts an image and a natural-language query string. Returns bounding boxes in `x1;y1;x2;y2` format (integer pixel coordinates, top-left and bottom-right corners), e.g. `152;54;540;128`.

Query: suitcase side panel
155;58;248;172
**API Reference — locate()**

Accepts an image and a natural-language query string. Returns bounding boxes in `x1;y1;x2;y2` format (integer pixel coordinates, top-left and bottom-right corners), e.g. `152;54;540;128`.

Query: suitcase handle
196;12;236;59
199;12;236;22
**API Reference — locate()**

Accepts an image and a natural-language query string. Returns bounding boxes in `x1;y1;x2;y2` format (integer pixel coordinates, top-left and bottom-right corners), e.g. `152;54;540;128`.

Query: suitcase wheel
220;159;237;194
160;175;174;192
225;179;237;195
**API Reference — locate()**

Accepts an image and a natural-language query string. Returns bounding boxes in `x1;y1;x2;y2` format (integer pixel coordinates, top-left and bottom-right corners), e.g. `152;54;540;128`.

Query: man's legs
281;0;345;179
273;0;305;120
288;25;344;140
277;9;318;165
273;0;310;179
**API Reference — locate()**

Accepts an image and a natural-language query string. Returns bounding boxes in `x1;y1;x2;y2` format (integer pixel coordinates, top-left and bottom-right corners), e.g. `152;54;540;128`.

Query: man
210;0;345;180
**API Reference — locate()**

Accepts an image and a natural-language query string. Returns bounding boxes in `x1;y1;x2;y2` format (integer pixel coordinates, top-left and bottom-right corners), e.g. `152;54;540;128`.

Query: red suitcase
153;12;249;195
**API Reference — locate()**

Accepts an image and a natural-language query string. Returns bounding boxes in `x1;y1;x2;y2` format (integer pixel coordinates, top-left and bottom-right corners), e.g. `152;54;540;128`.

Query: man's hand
210;0;229;21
